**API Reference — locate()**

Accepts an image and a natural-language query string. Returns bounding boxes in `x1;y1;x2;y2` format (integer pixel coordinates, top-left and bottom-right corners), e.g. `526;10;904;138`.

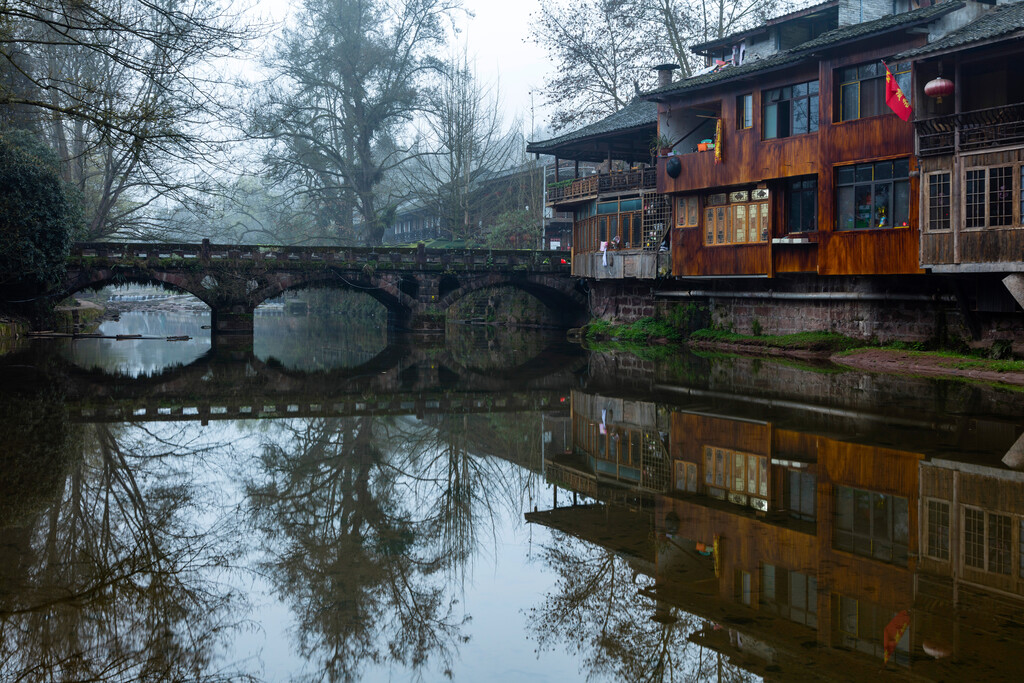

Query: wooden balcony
917;103;1024;157
547;167;656;206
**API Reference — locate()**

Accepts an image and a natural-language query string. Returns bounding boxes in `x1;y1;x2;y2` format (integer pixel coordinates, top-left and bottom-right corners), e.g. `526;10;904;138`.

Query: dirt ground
832;348;1024;387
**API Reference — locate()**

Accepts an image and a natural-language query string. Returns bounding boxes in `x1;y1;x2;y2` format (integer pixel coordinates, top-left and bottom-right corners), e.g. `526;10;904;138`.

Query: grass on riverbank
688;328;863;352
584;318;683;343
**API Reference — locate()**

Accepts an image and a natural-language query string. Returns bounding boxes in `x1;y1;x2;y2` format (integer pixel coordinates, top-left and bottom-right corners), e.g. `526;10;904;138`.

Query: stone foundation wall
590;275;1024;349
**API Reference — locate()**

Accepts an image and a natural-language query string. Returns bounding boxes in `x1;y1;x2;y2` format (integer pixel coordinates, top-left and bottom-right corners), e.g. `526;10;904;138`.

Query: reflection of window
964;507;1011;575
675;195;699;227
675;461;698;492
761;564;817;627
926;172;951;231
965;166;1014;229
737;93;753;129
786;177;817;233
836;596;910;666
763;81;818;139
836;159;910;230
702;445;767;506
735;569;752;606
783;470;816;521
834;486;909;565
837;61;911;122
926;499;950;561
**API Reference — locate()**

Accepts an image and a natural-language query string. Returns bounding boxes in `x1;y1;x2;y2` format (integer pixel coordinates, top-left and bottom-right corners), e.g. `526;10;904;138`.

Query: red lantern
924;76;954;104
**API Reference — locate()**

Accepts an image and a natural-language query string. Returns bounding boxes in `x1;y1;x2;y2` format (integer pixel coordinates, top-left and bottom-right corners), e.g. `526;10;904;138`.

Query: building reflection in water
528;385;1024;681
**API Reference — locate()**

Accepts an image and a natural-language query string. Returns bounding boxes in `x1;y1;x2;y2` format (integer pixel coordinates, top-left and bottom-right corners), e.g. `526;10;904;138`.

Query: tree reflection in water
247;413;540;682
528;534;758;682
0;416;250;682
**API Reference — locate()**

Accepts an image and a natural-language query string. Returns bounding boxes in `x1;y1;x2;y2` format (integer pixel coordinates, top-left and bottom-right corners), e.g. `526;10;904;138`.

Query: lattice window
990;166;1014;226
926;499;950;561
926;172;951;231
642;191;672;250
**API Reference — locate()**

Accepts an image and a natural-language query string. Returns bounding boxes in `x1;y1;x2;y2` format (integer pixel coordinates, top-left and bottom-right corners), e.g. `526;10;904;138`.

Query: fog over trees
1;0;796;248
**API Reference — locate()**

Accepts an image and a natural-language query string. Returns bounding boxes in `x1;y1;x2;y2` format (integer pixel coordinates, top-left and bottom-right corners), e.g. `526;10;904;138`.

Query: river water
2;306;1024;682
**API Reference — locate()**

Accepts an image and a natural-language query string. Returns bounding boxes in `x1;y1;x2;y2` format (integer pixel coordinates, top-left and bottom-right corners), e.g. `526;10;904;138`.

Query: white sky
255;0;553;134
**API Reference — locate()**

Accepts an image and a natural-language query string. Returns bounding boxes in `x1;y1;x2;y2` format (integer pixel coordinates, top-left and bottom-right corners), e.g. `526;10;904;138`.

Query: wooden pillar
574;160;579;179
554;156;560;182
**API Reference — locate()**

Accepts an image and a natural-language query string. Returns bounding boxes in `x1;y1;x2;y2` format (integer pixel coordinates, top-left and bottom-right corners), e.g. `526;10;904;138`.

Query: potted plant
650;133;672;157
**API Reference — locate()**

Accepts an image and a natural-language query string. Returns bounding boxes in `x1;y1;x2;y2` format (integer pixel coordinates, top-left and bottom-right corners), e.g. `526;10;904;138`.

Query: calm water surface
2;308;1024;682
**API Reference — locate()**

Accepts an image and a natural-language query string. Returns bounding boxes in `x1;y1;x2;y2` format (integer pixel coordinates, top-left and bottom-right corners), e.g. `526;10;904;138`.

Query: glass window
966;166;1015;229
763;81;818;139
837;60;911;122
784;470;816;521
836;159;911;230
737;93;753;129
834;485;909;566
787;177;817;233
926;499;950;561
927;172;951;231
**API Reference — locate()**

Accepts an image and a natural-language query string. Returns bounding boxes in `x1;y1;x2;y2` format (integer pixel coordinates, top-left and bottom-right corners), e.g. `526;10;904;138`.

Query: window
836;158;910;230
735;569;752;606
763;81;818;139
836;596;910;666
675;461;698;492
702;191;770;246
926;499;950;561
786;177;817;233
783;470;816;521
834;486;909;566
837;61;911;122
967;166;1015;229
964;507;1012;575
761;564;818;628
926;172;951;231
703;445;767;508
675;195;699;227
737;93;753;129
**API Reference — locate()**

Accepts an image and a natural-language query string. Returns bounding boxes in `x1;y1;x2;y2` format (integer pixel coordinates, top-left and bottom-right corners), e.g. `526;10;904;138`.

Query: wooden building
529;0;1024;341
527;99;672;279
904;1;1024;309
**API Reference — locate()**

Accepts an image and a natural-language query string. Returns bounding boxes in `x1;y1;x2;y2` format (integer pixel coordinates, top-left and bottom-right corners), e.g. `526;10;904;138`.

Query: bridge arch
60;268;216;309
437;273;587;326
251;269;417;328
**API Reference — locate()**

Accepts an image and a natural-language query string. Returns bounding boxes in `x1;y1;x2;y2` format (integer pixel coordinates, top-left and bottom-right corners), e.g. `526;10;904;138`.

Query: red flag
882;610;910;664
884;62;912;122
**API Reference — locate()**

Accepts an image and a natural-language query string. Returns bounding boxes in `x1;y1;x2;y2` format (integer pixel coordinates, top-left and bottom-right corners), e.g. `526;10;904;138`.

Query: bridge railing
71;241;573;272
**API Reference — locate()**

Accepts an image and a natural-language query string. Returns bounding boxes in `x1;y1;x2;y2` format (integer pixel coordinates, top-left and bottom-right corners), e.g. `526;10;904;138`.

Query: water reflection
6;330;1024;680
528;359;1024;681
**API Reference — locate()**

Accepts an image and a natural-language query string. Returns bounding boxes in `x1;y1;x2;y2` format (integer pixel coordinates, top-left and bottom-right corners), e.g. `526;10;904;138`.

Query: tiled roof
895;0;1024;59
690;0;839;53
645;2;964;100
526;98;657;153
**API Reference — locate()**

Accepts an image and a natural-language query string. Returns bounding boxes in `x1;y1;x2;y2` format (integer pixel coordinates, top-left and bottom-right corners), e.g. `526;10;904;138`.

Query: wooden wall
661;38;926;278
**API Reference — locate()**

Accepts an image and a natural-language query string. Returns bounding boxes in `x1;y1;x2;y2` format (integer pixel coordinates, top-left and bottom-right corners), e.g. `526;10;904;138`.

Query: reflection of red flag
883;610;910;664
884;62;912;122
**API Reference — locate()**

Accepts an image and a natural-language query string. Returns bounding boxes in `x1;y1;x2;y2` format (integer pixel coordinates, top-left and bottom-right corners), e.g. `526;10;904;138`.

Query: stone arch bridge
63;241;586;336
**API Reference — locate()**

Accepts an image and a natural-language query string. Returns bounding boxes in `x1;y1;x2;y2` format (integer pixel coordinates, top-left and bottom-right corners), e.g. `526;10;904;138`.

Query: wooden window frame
836;158;911;231
702;195;770;246
737;93;753;129
834;485;910;566
762;80;819;139
786;176;818;233
961;162;1022;231
962;506;1014;576
836;60;911;123
925;498;950;561
675;195;700;228
924;171;952;232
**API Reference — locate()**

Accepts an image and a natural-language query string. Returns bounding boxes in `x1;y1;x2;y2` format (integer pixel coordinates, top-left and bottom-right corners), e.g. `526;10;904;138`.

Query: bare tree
404;48;521;241
253;0;463;246
529;0;658;132
531;0;792;130
0;0;256;239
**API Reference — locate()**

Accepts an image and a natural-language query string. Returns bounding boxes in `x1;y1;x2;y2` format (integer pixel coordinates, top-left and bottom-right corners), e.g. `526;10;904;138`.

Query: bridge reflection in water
528;354;1024;681
4;330;1024;681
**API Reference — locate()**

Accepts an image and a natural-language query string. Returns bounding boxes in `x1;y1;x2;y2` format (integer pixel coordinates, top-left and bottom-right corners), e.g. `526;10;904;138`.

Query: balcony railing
547;167;656;204
917;103;1024;157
